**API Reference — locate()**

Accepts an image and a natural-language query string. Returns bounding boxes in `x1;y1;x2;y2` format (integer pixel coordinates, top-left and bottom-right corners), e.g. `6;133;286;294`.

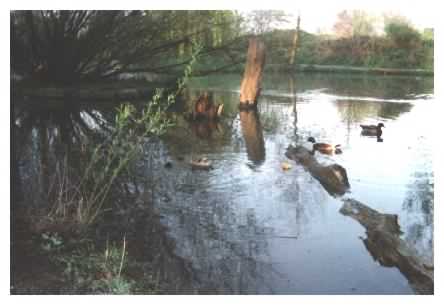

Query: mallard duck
360;123;384;137
308;137;342;154
190;157;213;170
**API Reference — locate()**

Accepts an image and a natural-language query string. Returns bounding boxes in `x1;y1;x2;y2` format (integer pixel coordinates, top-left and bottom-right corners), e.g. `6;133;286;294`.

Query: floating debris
281;162;292;171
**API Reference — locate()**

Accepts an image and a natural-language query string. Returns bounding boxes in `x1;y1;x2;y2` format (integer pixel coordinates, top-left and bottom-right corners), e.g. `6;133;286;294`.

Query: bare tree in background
243;10;289;35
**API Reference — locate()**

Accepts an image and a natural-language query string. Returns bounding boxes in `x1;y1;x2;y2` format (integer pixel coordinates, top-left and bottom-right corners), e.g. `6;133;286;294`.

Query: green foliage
47;44;201;228
41;232;64;252
422;28;434;41
11;10;240;83
384;20;422;49
265;27;433;70
55;238;134;294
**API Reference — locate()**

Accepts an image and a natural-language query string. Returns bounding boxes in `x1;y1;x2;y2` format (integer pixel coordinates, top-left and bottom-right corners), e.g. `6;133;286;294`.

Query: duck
307;137;342;155
190;157;213;170
360;123;385;137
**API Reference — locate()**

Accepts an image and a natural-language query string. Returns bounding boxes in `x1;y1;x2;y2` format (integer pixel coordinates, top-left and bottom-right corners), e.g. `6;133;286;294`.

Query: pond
155;72;434;294
13;72;434;294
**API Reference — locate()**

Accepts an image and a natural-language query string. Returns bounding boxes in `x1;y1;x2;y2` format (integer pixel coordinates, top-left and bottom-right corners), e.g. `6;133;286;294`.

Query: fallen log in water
340;198;434;294
285;145;350;196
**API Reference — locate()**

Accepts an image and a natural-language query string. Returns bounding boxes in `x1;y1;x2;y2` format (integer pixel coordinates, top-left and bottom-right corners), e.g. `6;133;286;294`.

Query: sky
7;0;438;34
242;1;436;34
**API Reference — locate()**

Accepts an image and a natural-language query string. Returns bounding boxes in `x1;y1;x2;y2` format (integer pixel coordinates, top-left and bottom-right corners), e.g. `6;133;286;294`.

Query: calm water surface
152;73;434;294
14;72;434;294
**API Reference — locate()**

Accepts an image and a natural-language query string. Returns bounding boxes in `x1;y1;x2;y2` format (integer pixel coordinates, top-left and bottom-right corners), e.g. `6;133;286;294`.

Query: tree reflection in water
402;171;434;266
13;99;114;207
239;109;265;166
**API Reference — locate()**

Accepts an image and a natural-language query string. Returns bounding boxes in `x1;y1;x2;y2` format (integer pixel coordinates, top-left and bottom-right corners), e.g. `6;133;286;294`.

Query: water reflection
189;120;223;140
13;99;112;206
239;110;266;166
12;72;434;294
340;199;433;294
336;100;413;124
403;171;434;266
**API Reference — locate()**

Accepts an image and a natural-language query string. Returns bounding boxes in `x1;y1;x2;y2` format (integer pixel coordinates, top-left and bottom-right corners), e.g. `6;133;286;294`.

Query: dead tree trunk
239;37;266;108
289;14;301;65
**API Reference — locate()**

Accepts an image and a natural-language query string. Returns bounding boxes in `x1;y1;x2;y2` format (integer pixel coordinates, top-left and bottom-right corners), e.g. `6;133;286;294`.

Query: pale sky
239;1;437;34
8;0;438;34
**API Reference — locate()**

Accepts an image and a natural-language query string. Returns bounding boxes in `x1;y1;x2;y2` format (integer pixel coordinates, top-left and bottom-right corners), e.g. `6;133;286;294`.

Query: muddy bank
11;200;200;294
11;78;177;101
15;86;155;101
265;64;433;76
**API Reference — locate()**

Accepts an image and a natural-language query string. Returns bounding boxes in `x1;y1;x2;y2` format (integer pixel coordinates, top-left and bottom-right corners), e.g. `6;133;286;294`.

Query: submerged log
340;198;434;294
285;145;350;196
192;92;223;120
239;37;266;108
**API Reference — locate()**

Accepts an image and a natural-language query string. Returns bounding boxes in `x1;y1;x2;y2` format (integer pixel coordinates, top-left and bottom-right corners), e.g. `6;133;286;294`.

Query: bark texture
340;198;434;294
239;37;266;107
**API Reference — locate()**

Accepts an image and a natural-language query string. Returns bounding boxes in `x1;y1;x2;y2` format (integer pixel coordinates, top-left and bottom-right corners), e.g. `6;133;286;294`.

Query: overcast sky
239;0;436;33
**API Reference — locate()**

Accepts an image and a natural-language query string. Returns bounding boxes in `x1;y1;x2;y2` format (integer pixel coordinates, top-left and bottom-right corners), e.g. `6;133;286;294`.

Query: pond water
153;73;434;294
13;72;434;294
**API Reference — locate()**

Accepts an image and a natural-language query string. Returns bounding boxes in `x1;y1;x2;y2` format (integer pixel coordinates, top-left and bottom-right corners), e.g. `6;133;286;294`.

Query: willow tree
11;10;245;84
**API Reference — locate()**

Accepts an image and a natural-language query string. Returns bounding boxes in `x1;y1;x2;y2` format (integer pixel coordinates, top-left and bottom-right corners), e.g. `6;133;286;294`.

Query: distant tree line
264;11;434;70
11;10;433;85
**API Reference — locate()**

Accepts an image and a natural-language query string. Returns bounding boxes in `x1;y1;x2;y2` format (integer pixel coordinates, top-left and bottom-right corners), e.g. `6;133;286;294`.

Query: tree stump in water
285;145;350;196
340;198;434;294
192;92;223;120
239;37;266;109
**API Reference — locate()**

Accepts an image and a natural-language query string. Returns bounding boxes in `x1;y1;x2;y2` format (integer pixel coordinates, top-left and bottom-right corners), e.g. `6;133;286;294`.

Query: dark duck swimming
360;123;385;137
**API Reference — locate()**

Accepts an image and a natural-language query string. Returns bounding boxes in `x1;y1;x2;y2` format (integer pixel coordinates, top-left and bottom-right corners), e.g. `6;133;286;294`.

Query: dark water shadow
11;97;199;293
239;109;266;166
